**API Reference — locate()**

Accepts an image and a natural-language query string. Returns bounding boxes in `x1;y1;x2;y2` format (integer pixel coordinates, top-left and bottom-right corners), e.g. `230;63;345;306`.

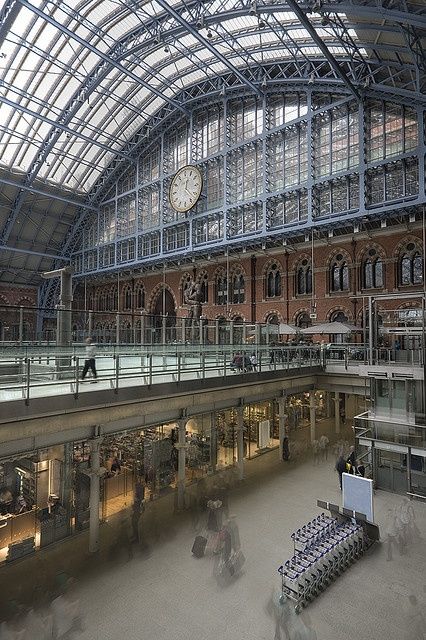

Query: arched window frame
266;263;281;298
232;269;245;304
399;243;423;286
296;259;312;296
135;285;145;309
362;248;384;289
330;254;350;292
215;272;228;305
123;285;133;311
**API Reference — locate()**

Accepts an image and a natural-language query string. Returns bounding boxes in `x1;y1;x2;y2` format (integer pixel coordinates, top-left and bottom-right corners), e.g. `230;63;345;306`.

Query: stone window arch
295;310;311;329
296;258;312;296
362;247;384;289
399;241;423;286
215;269;228;306
135;284;145;309
266;262;282;298
231;267;245;304
330;252;349;292
123;284;133;311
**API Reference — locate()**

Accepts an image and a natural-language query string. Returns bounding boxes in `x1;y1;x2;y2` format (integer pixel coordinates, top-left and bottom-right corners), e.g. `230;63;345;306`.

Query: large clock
169;165;203;213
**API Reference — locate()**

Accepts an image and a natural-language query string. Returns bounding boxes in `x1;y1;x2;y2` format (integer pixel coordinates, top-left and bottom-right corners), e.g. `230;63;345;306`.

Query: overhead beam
0;245;70;261
155;0;262;97
0;176;97;211
16;0;188;116
284;0;361;100
0;0;21;47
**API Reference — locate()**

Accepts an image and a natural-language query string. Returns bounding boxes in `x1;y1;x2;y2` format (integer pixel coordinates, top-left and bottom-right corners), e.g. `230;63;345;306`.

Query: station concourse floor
2;440;426;640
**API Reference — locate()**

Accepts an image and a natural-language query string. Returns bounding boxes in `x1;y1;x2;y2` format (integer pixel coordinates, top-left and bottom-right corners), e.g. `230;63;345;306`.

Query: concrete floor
0;440;426;640
54;450;425;640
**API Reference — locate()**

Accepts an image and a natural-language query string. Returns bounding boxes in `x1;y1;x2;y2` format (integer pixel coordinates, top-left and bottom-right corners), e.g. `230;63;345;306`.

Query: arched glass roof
0;0;424;195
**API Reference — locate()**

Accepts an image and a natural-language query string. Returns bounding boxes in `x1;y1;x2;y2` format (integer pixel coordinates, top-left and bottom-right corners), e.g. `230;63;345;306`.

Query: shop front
0;445;72;563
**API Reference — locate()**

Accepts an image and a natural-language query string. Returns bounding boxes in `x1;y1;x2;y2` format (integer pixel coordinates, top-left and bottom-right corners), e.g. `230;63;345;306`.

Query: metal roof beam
0;177;97;211
0;0;21;47
0;245;70;261
155;0;262;97
16;0;188;116
284;0;361;100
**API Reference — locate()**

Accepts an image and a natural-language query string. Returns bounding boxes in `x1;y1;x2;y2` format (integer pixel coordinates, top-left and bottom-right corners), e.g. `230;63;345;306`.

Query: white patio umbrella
300;321;359;335
278;323;299;335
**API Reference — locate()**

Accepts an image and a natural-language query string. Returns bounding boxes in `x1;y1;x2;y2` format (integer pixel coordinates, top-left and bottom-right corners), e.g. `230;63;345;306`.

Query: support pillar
277;395;287;461
236;405;245;480
210;411;217;473
162;315;167;345
334;391;341;435
19;306;24;345
88;310;93;339
309;391;316;443
229;320;234;346
140;311;145;345
89;436;102;554
177;418;187;510
115;313;120;345
215;319;219;345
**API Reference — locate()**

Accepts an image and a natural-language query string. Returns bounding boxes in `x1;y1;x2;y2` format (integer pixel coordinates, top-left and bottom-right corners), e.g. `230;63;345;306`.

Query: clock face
169;165;203;213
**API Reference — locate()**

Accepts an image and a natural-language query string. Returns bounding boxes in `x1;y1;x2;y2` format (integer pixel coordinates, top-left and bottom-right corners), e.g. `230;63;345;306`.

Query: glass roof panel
0;0;413;194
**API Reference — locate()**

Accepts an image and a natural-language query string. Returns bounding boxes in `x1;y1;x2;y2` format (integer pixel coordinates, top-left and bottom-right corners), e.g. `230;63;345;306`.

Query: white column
277;395;287;461
236;406;244;480
89;436;102;554
334;391;341;434
309;391;316;443
177;418;187;510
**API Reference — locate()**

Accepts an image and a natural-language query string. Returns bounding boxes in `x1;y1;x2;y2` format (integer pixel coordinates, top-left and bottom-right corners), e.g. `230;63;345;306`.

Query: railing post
25;357;30;405
74;356;79;399
344;348;348;370
223;352;227;377
114;354;119;393
177;353;181;383
148;353;153;386
201;352;205;379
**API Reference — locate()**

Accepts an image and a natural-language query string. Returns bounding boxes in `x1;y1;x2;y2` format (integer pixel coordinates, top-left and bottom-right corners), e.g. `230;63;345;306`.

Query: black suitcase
192;535;207;557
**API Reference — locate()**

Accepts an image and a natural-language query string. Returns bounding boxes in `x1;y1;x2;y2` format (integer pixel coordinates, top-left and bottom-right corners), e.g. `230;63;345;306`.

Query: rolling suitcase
191;535;207;558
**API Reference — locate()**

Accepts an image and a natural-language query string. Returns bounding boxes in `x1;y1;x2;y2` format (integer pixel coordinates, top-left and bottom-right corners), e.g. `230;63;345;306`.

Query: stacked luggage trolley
278;502;379;613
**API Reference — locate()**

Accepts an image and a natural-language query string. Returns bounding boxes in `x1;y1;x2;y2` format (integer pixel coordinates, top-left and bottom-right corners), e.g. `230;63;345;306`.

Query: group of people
230;352;257;372
335;445;365;489
384;498;421;561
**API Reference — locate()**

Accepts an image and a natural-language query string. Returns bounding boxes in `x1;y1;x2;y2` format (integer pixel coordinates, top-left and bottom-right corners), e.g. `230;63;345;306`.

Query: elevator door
376;448;408;494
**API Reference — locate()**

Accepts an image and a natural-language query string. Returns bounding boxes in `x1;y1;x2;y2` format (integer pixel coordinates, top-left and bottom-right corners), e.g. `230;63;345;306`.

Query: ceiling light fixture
207;29;213;38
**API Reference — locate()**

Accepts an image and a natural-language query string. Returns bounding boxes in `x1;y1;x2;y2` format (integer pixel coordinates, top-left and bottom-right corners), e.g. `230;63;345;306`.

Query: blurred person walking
81;337;97;382
335;454;346;490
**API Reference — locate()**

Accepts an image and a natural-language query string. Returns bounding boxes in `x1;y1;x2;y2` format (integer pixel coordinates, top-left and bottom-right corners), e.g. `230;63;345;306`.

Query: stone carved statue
184;279;203;320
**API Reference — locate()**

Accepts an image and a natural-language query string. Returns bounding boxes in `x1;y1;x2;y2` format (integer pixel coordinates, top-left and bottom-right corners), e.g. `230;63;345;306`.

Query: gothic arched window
232;271;245;304
296;260;312;295
135;286;145;309
200;274;209;303
216;274;228;305
266;263;281;298
295;311;311;329
363;249;384;289
400;243;423;286
330;254;349;292
123;286;132;311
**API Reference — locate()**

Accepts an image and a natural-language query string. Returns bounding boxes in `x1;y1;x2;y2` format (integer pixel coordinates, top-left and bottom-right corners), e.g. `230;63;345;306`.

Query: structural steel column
334;392;341;434
88;310;93;339
115;313;120;345
140;311;145;345
177;418;187;510
277;395;287;461
236;405;245;480
210;411;217;473
89;436;102;554
309;391;316;443
19;306;24;345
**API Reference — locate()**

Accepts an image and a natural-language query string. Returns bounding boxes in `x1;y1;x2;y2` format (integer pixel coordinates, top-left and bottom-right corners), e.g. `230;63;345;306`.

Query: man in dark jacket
335;455;346;490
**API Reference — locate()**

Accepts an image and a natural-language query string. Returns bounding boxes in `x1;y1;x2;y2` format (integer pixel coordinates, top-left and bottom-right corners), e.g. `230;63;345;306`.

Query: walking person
319;434;329;461
282;436;290;461
335;454;346;490
81;337;97;382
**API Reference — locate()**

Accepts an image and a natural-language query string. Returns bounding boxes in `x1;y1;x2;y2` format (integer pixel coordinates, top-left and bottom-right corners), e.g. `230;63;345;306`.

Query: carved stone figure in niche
184;279;203;320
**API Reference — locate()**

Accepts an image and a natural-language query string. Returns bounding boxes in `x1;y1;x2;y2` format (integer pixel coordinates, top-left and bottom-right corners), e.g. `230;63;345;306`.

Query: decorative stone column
277;395;288;461
309;391;316;443
236;405;245;480
89;435;102;554
334;391;341;434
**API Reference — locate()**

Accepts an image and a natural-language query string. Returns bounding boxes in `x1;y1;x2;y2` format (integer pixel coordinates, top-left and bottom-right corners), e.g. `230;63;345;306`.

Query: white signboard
258;420;270;449
342;473;374;522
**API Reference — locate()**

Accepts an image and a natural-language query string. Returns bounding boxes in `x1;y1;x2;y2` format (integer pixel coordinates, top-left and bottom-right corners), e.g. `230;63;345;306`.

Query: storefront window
216;410;237;468
0;445;72;563
185;415;215;481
